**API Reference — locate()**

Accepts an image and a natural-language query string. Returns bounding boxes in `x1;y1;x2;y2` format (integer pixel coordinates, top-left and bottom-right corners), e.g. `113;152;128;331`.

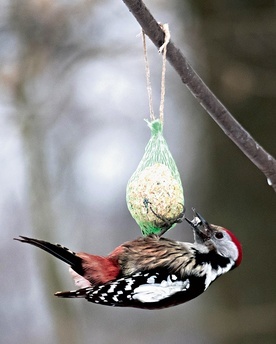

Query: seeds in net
127;163;184;228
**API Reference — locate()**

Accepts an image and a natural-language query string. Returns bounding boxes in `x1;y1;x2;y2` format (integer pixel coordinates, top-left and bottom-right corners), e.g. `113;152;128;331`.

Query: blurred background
1;0;276;343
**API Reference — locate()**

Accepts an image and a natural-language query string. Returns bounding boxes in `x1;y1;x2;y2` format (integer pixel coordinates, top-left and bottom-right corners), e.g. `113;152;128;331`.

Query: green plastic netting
126;119;184;236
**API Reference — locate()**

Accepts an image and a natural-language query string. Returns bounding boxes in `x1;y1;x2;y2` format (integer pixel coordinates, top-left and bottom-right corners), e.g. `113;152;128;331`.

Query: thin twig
122;0;276;192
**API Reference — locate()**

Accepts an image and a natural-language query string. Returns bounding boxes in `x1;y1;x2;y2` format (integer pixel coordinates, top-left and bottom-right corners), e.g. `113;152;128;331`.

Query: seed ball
127;163;184;230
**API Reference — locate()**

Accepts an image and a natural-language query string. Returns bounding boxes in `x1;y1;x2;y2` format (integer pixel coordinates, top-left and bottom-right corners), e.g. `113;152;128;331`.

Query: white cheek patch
132;275;190;303
204;260;234;290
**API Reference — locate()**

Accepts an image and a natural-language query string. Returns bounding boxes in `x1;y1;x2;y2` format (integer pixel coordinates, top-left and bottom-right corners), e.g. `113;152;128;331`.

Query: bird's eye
215;232;223;239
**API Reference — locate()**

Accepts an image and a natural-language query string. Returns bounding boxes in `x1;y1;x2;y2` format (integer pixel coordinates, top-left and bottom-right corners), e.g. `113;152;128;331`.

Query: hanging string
142;30;155;121
142;24;170;125
158;24;170;126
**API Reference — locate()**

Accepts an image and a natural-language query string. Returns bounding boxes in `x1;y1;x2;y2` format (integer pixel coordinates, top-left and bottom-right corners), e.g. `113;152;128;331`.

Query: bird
14;210;242;310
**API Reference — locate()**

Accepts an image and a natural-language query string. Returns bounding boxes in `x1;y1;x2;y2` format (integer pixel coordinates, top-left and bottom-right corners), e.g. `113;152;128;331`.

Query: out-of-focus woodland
1;1;276;343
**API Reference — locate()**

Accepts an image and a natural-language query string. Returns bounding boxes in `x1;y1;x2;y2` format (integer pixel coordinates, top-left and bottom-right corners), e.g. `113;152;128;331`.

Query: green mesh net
126;119;184;236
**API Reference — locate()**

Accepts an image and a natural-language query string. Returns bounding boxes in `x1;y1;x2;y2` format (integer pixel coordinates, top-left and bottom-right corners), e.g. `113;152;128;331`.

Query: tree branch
122;0;276;192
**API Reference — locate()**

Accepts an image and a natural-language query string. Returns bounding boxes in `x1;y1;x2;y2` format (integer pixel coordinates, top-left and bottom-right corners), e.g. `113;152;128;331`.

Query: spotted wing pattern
56;269;206;309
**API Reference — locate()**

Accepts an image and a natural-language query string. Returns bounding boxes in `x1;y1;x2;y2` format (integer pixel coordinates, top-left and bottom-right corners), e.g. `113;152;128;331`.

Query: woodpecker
14;210;242;310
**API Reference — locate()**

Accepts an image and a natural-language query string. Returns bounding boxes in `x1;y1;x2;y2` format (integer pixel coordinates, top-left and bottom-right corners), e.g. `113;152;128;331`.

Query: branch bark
122;0;276;192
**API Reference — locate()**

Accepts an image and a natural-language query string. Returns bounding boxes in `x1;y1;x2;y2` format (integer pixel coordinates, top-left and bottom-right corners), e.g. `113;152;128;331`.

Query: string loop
142;24;170;125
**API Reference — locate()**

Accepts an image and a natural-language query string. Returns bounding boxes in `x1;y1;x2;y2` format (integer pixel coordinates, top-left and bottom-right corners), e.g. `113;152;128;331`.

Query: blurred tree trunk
15;112;79;344
11;1;83;343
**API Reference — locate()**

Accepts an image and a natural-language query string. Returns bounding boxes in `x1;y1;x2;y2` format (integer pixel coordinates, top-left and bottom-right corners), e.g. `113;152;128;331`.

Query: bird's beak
185;208;212;242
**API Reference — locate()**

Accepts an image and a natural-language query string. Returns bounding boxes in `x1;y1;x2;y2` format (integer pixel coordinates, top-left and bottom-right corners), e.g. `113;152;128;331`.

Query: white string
158;24;170;126
142;24;170;125
142;30;155;121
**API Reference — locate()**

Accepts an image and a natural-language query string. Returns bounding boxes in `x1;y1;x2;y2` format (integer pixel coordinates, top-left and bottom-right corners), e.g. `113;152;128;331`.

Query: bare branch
122;0;276;191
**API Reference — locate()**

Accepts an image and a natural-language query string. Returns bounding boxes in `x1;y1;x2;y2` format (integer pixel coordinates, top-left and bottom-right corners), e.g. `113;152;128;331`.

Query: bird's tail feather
14;236;84;275
55;288;88;298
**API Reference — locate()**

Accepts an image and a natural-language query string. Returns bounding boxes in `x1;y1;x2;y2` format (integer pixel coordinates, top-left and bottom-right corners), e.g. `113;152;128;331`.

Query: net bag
126;119;184;236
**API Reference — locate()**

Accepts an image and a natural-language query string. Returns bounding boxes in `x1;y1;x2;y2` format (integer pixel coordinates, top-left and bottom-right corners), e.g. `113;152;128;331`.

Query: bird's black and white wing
55;268;207;310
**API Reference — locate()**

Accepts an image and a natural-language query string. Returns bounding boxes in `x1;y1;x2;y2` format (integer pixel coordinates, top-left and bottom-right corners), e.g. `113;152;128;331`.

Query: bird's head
185;209;243;268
